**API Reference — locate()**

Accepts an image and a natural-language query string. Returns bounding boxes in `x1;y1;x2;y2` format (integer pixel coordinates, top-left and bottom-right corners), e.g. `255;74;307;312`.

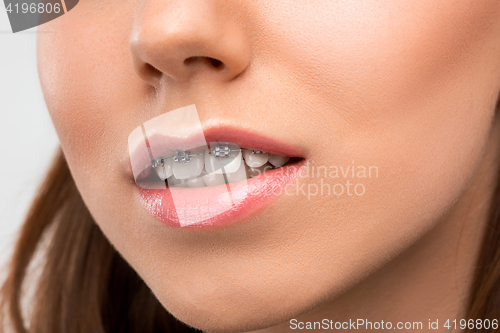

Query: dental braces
151;145;265;167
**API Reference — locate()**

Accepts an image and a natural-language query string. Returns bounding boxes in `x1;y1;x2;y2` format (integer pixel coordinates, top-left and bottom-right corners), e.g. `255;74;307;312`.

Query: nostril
144;63;163;80
208;57;223;68
184;56;224;70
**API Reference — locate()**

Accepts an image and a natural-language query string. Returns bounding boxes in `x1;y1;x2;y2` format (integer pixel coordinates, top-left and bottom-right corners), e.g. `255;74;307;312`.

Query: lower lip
139;162;303;229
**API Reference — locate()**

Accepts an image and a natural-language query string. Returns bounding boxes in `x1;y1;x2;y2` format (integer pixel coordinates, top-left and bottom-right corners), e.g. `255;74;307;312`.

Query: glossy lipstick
131;128;304;229
140;163;302;229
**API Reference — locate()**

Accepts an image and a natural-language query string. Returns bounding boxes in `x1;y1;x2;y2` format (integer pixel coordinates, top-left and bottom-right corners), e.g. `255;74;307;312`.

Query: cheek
37;1;142;196
255;0;500;131
254;0;500;217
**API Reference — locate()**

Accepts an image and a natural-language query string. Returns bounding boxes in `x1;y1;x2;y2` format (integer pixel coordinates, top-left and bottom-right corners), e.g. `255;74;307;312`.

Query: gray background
0;10;59;277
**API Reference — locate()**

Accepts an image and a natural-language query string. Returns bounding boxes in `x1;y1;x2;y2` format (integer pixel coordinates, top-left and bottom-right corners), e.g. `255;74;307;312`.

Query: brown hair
2;115;500;332
0;150;196;332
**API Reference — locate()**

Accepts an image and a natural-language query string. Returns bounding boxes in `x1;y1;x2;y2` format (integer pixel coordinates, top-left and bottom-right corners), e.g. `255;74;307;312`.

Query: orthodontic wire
151;145;266;168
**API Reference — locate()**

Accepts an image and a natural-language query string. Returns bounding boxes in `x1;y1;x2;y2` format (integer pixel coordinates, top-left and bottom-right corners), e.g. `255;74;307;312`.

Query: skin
37;0;500;332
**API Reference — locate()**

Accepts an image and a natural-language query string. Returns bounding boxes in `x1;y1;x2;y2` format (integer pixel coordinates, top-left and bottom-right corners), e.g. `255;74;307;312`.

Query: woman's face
38;0;500;331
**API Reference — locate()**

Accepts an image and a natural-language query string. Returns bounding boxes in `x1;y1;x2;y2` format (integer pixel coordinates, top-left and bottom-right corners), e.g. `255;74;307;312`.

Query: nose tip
129;0;251;87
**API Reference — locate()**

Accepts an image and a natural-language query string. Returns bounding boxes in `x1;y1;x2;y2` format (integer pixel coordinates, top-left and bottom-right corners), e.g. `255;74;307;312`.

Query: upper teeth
212;145;231;157
205;143;242;175
154;158;173;180
242;150;269;168
151;143;291;187
268;154;290;168
173;150;192;163
172;153;204;180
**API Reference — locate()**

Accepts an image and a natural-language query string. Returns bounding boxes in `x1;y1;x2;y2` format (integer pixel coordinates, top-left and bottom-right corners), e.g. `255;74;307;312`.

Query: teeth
186;175;207;188
168;177;189;188
225;159;248;183
268;154;290;168
247;163;273;178
202;171;226;186
243;150;269;168
153;158;174;180
150;146;293;188
172;153;204;180
205;143;242;174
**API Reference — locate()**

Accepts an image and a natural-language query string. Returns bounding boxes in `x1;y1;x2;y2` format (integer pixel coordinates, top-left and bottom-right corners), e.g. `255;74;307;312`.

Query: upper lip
128;124;305;181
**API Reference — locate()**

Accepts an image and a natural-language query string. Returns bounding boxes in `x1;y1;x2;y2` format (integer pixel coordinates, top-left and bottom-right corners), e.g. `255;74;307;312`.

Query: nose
129;0;251;87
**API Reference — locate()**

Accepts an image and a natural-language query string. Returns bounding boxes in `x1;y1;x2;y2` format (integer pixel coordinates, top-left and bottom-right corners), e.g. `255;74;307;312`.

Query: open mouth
134;141;305;229
128;105;305;229
132;138;305;229
135;144;303;189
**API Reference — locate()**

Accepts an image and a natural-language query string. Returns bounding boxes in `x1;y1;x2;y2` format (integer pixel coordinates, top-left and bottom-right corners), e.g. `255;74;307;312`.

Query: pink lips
132;127;305;229
140;164;302;229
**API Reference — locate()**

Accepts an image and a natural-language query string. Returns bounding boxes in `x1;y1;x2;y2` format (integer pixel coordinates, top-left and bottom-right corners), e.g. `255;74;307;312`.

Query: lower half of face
37;0;500;331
